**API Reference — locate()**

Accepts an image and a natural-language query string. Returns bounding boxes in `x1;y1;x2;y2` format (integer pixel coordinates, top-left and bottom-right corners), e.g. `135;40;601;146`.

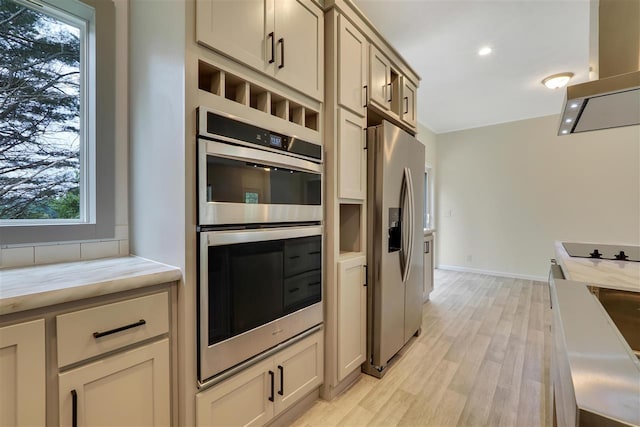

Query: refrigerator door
403;136;424;343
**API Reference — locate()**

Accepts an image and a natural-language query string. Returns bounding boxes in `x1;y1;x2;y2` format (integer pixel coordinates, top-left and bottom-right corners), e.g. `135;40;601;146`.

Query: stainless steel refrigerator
364;120;424;378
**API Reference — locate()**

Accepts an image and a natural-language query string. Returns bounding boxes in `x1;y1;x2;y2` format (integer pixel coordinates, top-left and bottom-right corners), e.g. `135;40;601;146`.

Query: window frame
0;0;115;245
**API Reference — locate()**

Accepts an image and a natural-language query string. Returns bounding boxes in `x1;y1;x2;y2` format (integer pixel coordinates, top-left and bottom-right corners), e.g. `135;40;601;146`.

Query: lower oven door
198;138;322;225
199;225;323;383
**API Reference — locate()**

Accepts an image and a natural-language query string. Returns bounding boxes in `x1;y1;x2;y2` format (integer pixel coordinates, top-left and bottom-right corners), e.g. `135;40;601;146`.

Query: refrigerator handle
398;169;408;279
401;167;413;284
404;167;416;284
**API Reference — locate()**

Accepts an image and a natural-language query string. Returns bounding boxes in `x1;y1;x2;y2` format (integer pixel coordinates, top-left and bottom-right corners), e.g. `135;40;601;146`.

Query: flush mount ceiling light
542;72;574;90
478;46;492;56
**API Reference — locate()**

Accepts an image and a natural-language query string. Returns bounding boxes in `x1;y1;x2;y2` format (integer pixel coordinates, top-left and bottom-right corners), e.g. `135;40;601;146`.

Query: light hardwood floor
291;269;552;427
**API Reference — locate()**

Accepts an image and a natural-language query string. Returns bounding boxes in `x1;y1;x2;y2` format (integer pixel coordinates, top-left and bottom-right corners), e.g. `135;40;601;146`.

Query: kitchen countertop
551;277;640;426
0;256;182;315
554;241;640;292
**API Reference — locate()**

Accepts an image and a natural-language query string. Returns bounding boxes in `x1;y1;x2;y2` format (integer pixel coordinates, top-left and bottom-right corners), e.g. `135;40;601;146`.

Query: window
423;166;432;229
0;0;115;245
0;0;94;224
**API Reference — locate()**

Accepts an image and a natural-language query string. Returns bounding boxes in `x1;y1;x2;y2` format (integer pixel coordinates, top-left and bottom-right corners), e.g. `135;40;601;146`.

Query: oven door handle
202;226;323;246
200;139;322;174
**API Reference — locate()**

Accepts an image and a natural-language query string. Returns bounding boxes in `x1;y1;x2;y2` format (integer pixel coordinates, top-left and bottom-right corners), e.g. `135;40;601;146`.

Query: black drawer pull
308;250;321;255
289;255;300;260
71;389;78;427
307;281;320;287
289;287;300;293
93;319;146;339
278;365;284;396
268;370;275;402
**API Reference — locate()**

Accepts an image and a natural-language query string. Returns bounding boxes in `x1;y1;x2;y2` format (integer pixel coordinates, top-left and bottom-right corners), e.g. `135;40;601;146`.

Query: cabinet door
423;237;434;300
274;0;323;100
338;108;367;200
369;44;391;111
0;319;45;427
196;0;272;73
196;358;274;427
337;256;366;381
59;339;170;427
273;330;323;415
338;14;367;117
401;77;418;129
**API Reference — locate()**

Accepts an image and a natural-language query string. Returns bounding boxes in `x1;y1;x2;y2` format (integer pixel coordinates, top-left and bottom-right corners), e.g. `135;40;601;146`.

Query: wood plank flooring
291;270;552;427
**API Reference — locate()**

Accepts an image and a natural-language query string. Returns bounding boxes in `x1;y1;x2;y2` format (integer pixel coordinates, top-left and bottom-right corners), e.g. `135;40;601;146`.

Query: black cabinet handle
93;319;146;339
288;287;300;293
387;83;392;102
71;389;78;427
268;370;275;402
363;265;368;287
363;85;368;108
289;255;300;260
404;96;409;114
268;32;275;64
425;241;430;254
308;250;321;255
278;365;284;396
278;38;284;69
307;281;320;287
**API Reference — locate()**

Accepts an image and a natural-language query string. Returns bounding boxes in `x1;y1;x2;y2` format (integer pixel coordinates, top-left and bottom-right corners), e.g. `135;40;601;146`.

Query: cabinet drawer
57;292;169;367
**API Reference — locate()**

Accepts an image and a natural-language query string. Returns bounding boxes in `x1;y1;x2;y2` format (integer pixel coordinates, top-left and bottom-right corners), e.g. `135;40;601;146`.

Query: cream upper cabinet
337;256;366;381
196;0;323;101
401;77;418;129
338;108;366;200
196;330;323;427
0;319;45;427
368;44;391;111
58;339;170;427
196;0;270;72
196;358;275;427
273;0;324;100
338;14;367;117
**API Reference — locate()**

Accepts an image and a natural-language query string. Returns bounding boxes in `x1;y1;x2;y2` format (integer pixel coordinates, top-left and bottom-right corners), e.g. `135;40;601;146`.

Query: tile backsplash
0;226;129;269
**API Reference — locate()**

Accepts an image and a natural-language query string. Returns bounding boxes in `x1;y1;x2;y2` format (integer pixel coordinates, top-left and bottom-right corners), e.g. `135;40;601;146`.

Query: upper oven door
198;138;323;226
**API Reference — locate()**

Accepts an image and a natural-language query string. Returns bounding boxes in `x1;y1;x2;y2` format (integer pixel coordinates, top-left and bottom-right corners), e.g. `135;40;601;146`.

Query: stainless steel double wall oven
197;108;323;383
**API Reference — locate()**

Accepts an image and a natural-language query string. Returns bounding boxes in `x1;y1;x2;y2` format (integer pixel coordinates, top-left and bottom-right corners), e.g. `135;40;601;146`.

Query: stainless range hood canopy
559;0;640;136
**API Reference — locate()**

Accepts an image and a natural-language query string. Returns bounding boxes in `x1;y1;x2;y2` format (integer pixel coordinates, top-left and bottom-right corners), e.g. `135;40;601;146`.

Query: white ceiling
354;0;592;133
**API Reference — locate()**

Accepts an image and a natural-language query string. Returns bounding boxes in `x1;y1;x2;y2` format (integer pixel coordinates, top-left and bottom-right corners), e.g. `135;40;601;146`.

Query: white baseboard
436;264;546;282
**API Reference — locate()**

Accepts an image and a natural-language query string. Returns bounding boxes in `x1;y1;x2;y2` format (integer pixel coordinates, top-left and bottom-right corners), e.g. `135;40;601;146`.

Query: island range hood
558;0;640;136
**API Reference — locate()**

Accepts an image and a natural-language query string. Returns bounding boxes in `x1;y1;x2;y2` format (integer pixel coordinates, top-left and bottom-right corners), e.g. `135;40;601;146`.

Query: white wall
436;114;640;279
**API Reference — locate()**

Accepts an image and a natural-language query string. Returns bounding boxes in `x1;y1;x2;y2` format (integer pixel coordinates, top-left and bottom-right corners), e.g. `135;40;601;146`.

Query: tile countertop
554;241;640;292
0;256;182;315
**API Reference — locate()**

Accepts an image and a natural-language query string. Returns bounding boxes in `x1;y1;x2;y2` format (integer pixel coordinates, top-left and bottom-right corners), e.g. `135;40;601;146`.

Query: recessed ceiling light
478;46;492;56
565;118;572;123
542;72;574;89
561;130;569;134
570;103;579;109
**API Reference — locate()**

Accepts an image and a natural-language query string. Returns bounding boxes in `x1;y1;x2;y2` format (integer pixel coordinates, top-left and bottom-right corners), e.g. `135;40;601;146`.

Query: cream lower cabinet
196;330;323;427
337;256;366;381
58;339;170;427
423;235;434;301
0;319;46;427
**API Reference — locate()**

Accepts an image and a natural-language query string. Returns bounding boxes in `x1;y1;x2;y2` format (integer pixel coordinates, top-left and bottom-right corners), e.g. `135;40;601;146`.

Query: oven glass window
207;235;321;346
206;156;321;205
